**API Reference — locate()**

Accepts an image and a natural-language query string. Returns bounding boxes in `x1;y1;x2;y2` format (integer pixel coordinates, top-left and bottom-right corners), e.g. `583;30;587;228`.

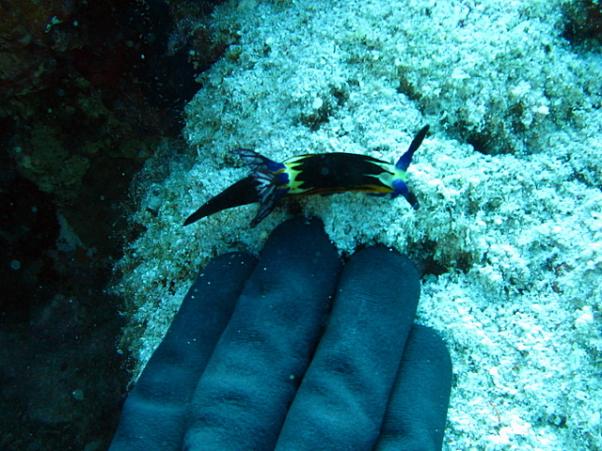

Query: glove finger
183;217;341;451
375;324;452;451
276;246;420;450
110;252;256;451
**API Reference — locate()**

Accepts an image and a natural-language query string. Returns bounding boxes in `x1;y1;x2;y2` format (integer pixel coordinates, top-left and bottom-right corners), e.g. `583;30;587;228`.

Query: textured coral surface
114;1;602;449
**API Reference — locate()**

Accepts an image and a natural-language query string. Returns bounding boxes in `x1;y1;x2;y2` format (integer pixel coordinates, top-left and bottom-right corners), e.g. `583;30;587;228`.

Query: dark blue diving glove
110;218;452;451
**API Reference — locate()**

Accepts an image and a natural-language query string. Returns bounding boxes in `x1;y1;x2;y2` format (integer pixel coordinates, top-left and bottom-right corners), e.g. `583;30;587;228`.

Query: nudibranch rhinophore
184;125;429;227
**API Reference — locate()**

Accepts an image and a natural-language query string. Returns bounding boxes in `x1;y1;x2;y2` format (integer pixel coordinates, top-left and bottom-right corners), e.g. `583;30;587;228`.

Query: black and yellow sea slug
184;125;429;227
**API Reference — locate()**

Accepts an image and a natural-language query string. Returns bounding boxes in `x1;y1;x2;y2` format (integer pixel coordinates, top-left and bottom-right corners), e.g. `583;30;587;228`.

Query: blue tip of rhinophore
392;179;409;196
395;125;429;171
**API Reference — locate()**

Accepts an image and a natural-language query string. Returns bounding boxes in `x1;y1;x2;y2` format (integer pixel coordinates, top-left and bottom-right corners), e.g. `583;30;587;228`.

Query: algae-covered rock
10;125;92;200
114;1;602;450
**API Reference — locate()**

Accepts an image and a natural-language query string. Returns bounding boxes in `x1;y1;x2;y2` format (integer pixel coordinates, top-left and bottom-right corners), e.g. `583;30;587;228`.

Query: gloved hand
110;218;452;450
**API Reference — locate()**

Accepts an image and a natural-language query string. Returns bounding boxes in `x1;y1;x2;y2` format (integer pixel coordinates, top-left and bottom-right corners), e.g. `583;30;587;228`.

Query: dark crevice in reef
298;83;350;131
407;240;473;278
0;1;225;449
345;239;470;280
561;0;602;50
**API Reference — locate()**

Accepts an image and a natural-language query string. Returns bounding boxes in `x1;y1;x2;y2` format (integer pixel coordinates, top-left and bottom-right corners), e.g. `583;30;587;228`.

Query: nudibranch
184;125;429;227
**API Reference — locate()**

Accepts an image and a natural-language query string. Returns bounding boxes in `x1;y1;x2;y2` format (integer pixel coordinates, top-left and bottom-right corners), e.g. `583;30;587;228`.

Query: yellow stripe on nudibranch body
371;160;409;191
182;125;429;228
283;155;311;194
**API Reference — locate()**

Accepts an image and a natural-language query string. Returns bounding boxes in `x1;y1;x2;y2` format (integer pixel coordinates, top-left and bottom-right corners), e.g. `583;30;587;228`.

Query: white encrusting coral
113;0;601;449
